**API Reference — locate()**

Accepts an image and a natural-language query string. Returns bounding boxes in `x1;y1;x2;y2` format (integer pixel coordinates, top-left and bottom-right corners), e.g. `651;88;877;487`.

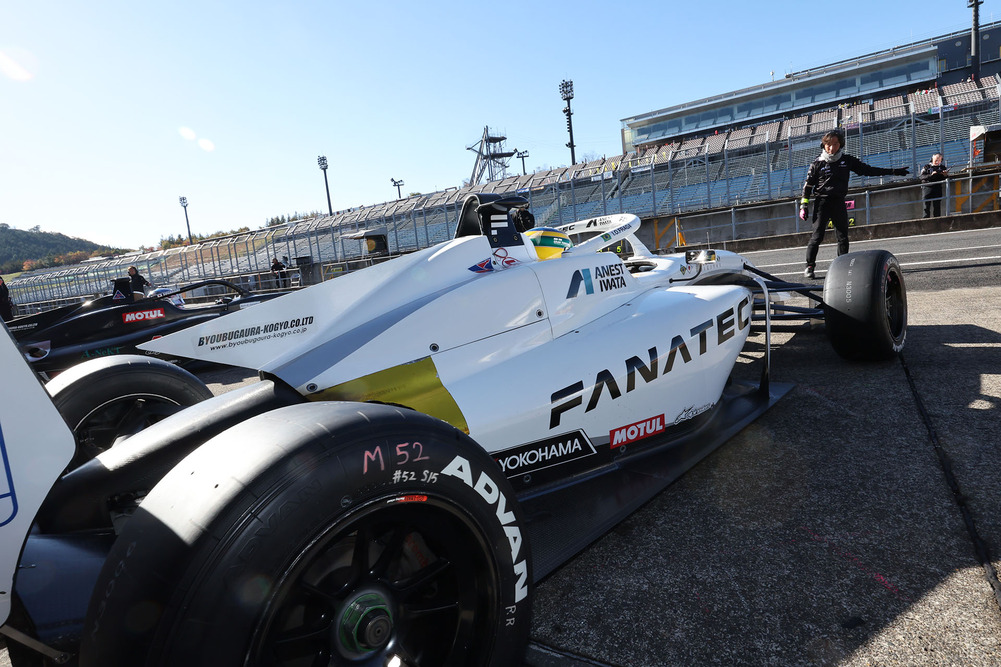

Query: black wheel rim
71;393;187;466
884;268;906;340
250;496;500;666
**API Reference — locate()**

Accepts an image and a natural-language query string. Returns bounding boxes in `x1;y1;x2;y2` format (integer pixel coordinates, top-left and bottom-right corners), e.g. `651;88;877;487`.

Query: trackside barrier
641;173;1001;253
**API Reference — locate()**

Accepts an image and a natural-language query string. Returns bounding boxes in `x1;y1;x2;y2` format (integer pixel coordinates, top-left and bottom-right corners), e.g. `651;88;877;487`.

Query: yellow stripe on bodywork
309;356;468;433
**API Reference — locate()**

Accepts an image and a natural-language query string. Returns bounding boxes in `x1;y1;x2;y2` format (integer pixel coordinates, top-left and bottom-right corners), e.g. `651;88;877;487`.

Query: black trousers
923;194;942;218
805;198;849;268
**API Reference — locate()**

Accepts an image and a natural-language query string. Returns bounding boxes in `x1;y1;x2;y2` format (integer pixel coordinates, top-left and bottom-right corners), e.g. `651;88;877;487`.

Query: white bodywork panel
141;214;756;454
0;332;76;626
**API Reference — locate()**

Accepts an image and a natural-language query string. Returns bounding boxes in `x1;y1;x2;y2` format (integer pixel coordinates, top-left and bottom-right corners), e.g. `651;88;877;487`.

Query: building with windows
621;22;1001;154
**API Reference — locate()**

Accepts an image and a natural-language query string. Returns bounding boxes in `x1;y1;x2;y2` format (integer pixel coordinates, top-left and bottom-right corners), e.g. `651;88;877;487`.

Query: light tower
178;196;192;244
560;79;577;166
317;155;333;216
969;0;984;80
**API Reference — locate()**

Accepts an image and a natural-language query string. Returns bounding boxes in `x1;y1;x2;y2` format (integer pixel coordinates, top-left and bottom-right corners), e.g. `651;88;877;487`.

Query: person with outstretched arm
799;129;909;279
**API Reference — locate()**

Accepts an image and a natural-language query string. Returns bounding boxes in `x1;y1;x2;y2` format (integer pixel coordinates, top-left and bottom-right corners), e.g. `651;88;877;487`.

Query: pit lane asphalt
526;223;1001;666
2;221;999;667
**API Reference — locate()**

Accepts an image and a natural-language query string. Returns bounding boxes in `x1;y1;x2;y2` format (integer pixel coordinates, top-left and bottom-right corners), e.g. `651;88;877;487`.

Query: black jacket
0;281;11;321
919;162;949;196
802;153;901;201
130;273;150;294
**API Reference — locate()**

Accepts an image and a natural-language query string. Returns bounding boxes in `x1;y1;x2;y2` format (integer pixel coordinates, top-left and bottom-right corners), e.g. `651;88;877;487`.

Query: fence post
765;133;772;199
704;149;710;207
968;170;973;214
650;160;657;218
667;152;675;214
787;128;794;196
571;173;578;222
617;166;624;214
724;141;731;204
945;175;951;215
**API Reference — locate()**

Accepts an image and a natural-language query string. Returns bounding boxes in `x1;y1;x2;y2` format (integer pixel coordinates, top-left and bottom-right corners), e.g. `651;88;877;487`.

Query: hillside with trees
0;223;121;275
2;209;324;276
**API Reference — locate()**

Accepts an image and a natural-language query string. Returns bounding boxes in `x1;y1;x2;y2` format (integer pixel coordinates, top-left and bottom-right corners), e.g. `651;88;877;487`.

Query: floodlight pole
560;79;577;166
178;196;192;244
317;155;333;216
391;178;404;199
516;149;530;175
970;0;983;80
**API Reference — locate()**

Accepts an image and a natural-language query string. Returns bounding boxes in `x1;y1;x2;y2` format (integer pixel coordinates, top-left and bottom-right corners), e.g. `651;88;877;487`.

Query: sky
1;1;993;250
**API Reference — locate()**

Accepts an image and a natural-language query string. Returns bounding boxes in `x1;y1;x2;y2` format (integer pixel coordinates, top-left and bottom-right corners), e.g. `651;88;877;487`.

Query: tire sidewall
46;355;212;467
822;250;906;360
80;402;531;667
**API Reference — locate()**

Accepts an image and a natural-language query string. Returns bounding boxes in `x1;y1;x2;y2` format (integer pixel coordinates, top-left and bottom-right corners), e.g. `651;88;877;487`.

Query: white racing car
0;194;906;666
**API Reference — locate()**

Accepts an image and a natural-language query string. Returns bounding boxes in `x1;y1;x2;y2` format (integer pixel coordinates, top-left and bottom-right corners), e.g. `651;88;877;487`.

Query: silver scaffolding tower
467;126;516;186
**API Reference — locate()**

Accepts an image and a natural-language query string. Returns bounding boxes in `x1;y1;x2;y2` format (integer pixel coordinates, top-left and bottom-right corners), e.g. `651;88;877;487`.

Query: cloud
179;127;215;151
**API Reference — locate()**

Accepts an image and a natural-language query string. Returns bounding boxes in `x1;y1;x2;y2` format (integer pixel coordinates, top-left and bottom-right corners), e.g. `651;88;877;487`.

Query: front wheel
46;355;213;470
822;249;907;361
79;402;531;667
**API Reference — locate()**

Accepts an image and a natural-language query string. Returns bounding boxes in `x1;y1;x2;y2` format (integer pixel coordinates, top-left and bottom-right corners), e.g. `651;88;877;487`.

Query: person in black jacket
127;266;151;301
271;257;288;289
0;276;13;322
799;129;909;278
919;153;949;218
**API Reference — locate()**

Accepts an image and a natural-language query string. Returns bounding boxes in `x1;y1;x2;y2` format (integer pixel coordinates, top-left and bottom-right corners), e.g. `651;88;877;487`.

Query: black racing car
6;279;286;377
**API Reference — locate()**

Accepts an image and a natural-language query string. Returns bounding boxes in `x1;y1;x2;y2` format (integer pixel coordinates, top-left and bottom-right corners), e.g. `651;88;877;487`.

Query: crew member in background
919;153;949;218
271;257;288;289
799;129;909;279
0;276;13;321
127;265;151;301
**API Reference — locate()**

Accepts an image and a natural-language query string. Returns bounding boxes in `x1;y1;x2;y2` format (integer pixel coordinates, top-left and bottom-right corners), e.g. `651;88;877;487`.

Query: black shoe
804;266;816;279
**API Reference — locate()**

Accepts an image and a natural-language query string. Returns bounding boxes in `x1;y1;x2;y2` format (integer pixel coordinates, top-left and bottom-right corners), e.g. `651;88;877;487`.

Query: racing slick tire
822;249;907;361
78;402;532;667
46;354;213;470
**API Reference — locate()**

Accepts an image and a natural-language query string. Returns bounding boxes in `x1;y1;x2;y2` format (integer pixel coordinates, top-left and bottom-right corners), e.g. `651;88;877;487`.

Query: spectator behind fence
799;129;909;279
271;257;288;289
919;153;949;218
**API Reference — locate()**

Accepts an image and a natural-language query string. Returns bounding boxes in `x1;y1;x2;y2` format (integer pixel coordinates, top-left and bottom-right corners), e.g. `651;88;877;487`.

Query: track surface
3;226;1000;666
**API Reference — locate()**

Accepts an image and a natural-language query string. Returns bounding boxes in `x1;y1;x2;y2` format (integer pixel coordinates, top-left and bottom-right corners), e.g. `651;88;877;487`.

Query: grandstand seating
750;122;781;146
786;115;810;137
873;95;907;121
941;80;985;106
726;127;753;149
842;102;872;126
704;132;727;153
809;110;838;133
909;87;940;114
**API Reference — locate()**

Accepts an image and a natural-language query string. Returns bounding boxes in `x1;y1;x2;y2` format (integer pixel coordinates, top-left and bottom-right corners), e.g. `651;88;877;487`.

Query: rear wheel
822;249;907;360
46;355;212;470
79;402;531;667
